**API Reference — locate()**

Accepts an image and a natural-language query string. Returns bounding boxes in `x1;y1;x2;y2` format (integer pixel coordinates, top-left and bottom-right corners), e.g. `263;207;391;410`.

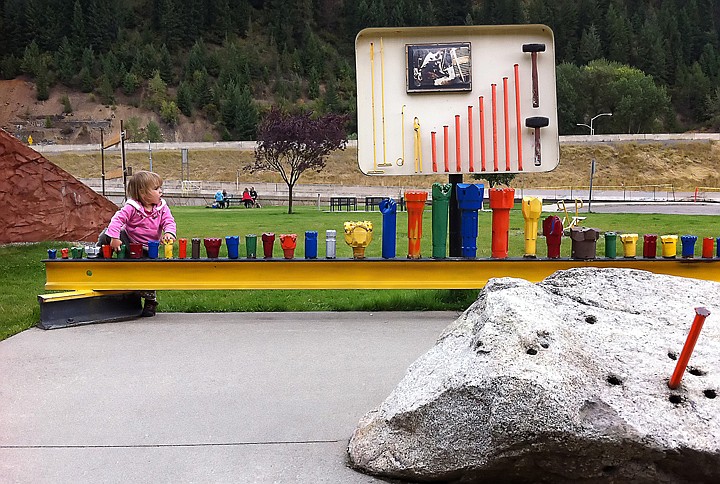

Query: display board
355;25;558;176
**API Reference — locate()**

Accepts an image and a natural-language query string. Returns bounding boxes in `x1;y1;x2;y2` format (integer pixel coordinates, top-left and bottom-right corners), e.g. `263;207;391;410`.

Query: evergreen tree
159;0;183;50
235;86;258;140
35;63;51;101
578;25;602;65
635;9;667;83
184;40;208;81
71;0;87;54
146;120;163;142
674;62;712;122
148;70;168;110
176;81;193;116
55;37;77;85
97;74;115;105
605;3;632;65
122;71;140;95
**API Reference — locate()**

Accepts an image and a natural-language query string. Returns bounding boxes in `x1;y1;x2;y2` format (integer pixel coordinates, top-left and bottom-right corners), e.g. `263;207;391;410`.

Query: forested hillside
1;0;719;141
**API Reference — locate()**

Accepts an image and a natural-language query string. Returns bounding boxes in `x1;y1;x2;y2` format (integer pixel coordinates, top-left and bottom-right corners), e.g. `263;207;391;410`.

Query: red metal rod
514;64;523;171
443;125;449;173
491;83;498;171
668;307;711;389
479;96;486;171
455;114;462;172
431;131;438;172
468;106;474;172
503;77;510;171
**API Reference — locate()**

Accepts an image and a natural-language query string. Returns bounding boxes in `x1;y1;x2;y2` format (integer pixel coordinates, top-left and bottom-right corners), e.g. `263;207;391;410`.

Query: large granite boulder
0;129;117;243
348;268;720;483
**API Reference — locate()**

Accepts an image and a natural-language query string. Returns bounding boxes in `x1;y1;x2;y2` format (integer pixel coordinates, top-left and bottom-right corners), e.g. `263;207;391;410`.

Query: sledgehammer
525;116;549;166
522;43;545;108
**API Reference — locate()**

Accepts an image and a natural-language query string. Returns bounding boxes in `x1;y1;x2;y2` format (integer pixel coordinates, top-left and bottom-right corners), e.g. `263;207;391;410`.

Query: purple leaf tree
253;107;348;213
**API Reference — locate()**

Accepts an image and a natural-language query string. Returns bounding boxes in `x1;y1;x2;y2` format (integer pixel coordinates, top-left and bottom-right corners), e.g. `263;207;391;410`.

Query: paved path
0;311;458;483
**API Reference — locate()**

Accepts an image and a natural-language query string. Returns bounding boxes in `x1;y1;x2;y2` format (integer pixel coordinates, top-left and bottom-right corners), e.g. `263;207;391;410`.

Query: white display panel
355;25;559;176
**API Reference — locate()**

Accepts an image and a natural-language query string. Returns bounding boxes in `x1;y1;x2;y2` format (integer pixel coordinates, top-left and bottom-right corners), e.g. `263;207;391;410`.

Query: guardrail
520;184;677;202
31;133;720;153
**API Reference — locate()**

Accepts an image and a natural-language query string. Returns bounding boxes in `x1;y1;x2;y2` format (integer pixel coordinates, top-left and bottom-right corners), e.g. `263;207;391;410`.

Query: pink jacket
106;199;177;246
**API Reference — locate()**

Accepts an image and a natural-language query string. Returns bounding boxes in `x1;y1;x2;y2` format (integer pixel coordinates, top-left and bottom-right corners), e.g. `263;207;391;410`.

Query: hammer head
525;116;549;129
522;43;546;53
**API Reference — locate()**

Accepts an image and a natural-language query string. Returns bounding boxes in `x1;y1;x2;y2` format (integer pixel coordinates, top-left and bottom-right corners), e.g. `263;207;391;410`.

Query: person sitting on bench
241;188;254;208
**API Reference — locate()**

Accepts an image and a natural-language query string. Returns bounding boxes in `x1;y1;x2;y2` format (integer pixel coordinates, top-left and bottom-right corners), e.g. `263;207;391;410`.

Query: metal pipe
668;307;711;389
514;64;523;171
491;83;498;171
503;77;510;171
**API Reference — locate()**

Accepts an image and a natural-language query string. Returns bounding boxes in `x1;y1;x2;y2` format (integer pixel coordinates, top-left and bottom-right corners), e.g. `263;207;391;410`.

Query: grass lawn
2;205;719;341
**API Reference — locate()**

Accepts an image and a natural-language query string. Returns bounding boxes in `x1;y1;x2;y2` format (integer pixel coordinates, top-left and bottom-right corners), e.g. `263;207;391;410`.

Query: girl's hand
110;238;122;252
162;233;176;244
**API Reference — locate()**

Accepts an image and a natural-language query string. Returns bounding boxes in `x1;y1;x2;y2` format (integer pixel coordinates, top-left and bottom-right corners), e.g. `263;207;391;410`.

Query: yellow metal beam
43;258;720;291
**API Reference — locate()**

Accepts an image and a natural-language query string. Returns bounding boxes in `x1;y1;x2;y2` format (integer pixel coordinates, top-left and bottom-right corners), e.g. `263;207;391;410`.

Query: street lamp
577;112;612;135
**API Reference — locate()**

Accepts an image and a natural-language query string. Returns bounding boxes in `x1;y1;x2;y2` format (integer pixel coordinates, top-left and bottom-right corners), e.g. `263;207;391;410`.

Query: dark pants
97;228;132;247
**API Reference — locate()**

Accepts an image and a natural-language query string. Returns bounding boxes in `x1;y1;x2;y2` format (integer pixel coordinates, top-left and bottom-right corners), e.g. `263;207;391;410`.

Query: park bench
329;196;357;211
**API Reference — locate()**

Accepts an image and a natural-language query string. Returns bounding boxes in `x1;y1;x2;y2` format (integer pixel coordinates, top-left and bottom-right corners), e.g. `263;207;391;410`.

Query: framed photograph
406;42;472;93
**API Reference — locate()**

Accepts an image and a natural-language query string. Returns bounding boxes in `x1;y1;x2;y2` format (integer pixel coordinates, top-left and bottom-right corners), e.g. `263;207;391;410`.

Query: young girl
98;170;177;317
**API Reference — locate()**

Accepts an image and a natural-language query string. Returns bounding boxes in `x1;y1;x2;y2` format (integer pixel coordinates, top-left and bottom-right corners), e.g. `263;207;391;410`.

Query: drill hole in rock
540;342;549;349
704;389;717;399
606;375;622;386
667;351;678;360
669;395;683;405
526;348;538;355
585;315;597;324
602;465;617;475
688;367;706;376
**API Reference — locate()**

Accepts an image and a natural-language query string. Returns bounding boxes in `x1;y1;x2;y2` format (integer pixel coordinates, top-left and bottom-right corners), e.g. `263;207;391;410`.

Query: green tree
635;10;667;83
71;0;87;54
147;70;168;110
55;37;77;85
578;60;671;133
97;74;115;105
176;81;193;117
145;120;163;142
61;95;73;114
555;62;583;134
122;71;140;95
473;173;516;187
160;100;180;126
235;86;258;140
674;62;712;122
578;25;602;65
254;108;348;213
605;3;632;64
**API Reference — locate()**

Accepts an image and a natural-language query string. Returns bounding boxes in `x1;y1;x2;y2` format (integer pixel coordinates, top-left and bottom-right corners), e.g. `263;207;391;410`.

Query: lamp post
577;112;612;135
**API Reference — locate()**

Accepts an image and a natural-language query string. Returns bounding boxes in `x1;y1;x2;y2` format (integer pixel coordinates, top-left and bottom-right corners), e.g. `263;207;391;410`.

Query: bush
60;95;72;114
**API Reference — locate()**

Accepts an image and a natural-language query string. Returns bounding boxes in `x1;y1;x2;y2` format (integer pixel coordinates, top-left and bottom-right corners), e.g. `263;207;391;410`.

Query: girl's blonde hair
127;171;163;203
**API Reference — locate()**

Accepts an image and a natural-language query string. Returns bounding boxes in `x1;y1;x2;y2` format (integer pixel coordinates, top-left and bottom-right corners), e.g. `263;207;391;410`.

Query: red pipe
514;64;523;171
492;83;498;171
431;131;438;172
479;96;486;172
669;307;711;389
455;114;462;172
468;105;474;172
503;77;510;171
443;125;449;172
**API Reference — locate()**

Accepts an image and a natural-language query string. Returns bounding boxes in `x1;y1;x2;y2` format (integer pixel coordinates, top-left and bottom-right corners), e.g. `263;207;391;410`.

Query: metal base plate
37;291;143;330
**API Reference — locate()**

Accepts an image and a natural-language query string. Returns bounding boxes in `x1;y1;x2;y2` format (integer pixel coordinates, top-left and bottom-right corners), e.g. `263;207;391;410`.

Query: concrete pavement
0;311;459;483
